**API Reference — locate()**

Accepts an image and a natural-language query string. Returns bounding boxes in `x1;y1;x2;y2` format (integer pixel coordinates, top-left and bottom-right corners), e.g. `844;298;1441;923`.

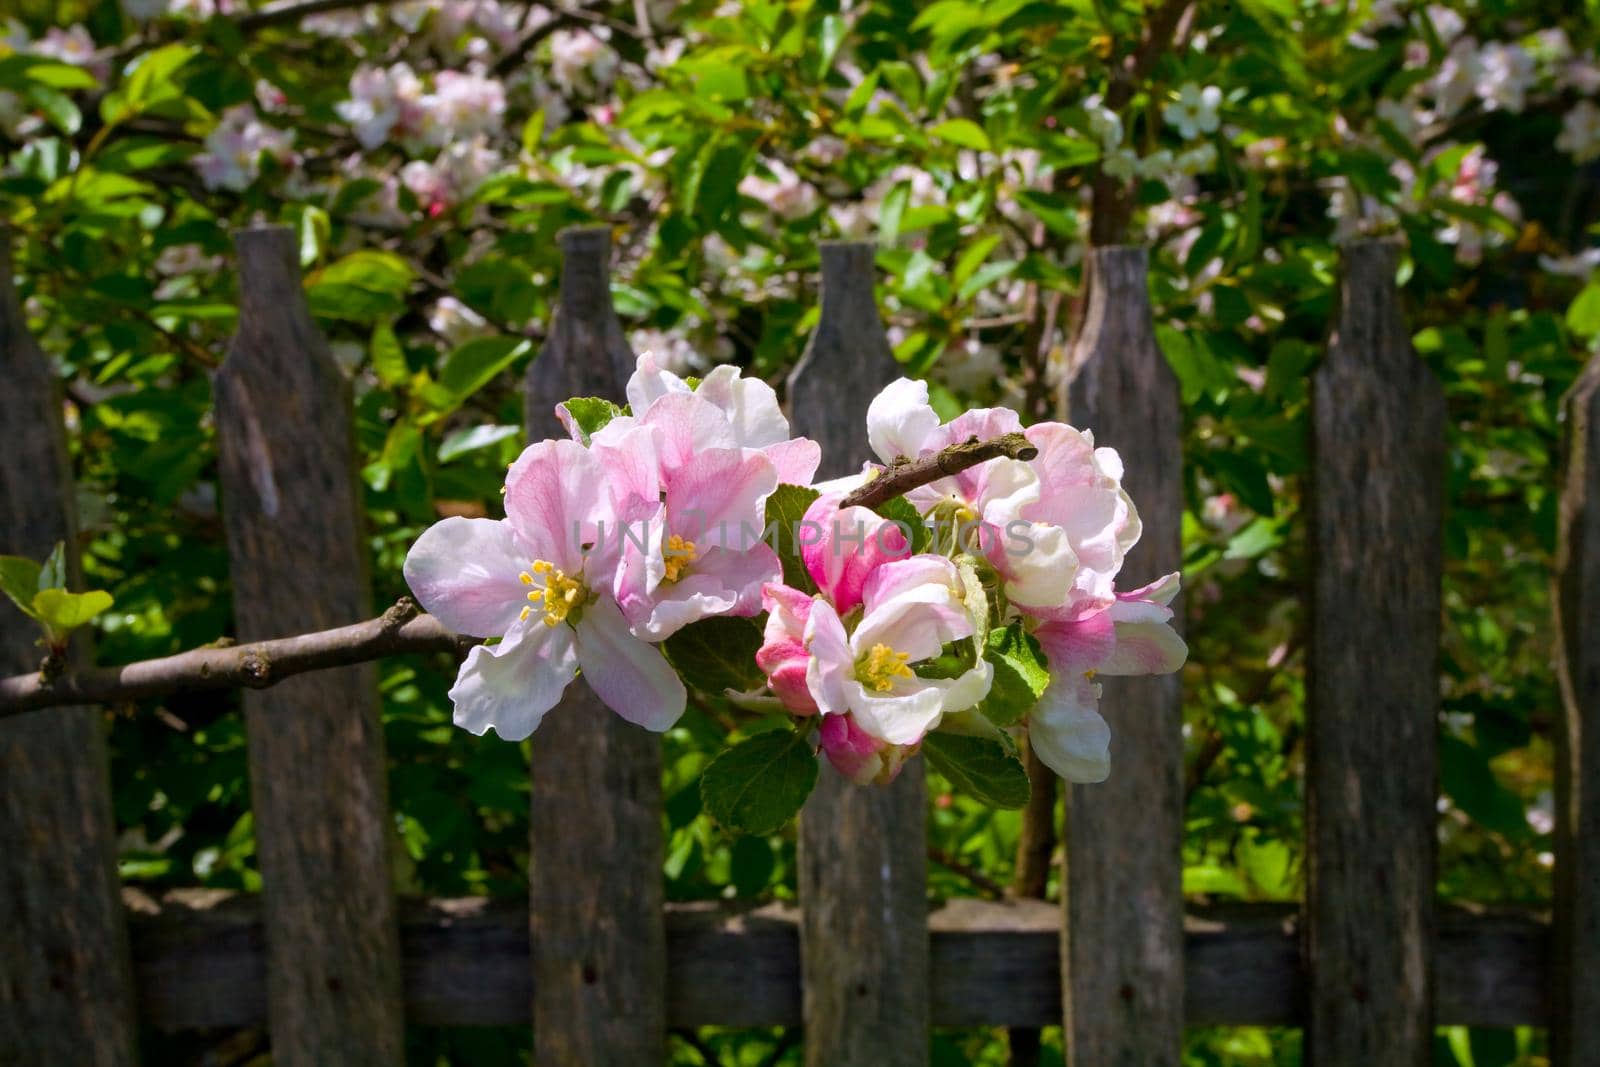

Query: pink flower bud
756;583;817;714
799;494;909;615
818;713;916;785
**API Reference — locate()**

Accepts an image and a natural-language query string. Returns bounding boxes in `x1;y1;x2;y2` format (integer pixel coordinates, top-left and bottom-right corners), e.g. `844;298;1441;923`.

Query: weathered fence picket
213;226;406;1063
789;242;930;1067
0;232;140;1064
1061;245;1187;1063
1306;239;1443;1064
1554;344;1600;1062
523;226;667;1064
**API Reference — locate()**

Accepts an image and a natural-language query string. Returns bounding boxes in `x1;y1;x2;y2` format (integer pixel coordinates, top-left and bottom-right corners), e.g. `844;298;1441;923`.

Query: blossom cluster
403;354;1186;791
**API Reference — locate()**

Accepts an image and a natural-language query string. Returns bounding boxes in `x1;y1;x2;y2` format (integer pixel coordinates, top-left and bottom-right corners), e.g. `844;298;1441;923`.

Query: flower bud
818;713;916;785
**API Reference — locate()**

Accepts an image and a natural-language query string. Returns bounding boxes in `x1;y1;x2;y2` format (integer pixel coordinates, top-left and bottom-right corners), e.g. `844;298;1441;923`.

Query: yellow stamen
857;643;915;693
663;534;698;583
518;560;586;627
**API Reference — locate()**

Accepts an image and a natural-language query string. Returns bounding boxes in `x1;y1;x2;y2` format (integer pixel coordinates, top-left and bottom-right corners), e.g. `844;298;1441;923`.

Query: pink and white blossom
403;439;685;739
1028;573;1188;782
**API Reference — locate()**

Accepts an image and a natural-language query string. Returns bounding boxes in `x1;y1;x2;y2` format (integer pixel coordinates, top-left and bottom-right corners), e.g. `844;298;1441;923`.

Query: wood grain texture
0;231;140;1065
213;226;405;1065
524;226;667;1066
1306;239;1443;1065
1553;353;1600;1063
788;241;930;1067
1061;246;1185;1065
124;892;1551;1031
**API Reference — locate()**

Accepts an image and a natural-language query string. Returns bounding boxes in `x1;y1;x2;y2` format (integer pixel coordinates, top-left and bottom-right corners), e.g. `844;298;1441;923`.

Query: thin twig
928;846;1007;899
840;431;1038;511
0;598;474;717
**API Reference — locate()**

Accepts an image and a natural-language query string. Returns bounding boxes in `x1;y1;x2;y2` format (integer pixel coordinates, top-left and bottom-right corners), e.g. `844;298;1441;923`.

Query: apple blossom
403;439;685;739
1029;573;1189;782
1558;100;1600;164
1162;83;1222;140
574;352;822;486
818;713;917;785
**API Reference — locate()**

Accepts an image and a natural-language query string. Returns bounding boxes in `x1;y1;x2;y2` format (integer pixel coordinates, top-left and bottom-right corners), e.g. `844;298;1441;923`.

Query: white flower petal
575;597;686;731
1029;675;1110;783
403;516;531;637
866;377;941;464
449;622;578;740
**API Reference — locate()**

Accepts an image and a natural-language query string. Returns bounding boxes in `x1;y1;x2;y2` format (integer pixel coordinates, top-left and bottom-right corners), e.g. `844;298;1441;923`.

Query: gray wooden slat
788;241;930;1067
1553;351;1600;1063
0;230;140;1064
523;225;666;1066
1306;239;1442;1065
124;892;1552;1031
1061;245;1186;1064
213;226;405;1064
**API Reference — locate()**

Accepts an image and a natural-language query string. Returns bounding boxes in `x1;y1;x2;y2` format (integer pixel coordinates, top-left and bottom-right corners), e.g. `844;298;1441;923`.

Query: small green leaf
929;117;992;151
1568;280;1600;338
370;320;408;388
439;337;530;400
39;542;67;591
871;496;931;554
438;424;520;463
32;588;113;637
764;483;821;592
0;555;44;619
922;731;1030;808
664;616;768;694
701;727;819;835
559;397;625;445
976;621;1050;727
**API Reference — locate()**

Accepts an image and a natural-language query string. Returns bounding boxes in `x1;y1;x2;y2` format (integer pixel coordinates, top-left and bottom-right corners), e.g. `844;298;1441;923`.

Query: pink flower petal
574;597;686;731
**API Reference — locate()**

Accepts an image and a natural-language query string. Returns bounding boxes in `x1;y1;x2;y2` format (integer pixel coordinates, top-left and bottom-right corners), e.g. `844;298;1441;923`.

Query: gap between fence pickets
124;889;1550;1030
0;431;1026;717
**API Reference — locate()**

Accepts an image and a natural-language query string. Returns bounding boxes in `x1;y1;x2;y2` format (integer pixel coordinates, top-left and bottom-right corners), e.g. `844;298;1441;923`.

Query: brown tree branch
840;432;1038;511
3;433;1035;717
0;598;474;718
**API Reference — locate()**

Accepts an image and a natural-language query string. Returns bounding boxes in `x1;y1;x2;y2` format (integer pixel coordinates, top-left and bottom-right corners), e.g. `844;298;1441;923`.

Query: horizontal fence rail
126;892;1549;1031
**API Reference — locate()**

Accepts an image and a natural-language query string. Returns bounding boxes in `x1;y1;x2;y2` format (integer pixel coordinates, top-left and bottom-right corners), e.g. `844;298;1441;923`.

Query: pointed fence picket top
213;226;405;1064
1060;245;1186;1063
523;226;667;1065
0;231;140;1063
1553;347;1600;1062
1305;239;1442;1064
788;241;931;1067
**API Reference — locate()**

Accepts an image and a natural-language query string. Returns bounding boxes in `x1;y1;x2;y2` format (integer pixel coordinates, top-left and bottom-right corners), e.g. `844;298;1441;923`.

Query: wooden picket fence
1;224;1595;1066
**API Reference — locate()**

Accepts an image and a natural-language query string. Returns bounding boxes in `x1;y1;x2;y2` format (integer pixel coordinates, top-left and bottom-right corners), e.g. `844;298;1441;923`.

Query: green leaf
32;588;113;637
370;320;408;387
39;542;67;591
701;727;819;835
438;424;520;463
975;621;1050;727
952;233;1002;290
764;483;821;592
559;397;625;445
922;731;1030;808
872;496;931;554
815;14;847;79
0;555;44;619
439;337;530;400
663;616;767;694
26;84;80;135
929;117;991;151
306;251;415;321
1567;280;1600;338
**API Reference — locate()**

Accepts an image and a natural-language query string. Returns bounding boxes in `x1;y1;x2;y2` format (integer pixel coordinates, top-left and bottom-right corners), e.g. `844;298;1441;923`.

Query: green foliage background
4;0;1599;1062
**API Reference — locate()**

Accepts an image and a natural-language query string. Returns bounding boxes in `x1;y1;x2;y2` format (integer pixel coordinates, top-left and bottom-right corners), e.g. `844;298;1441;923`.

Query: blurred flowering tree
2;0;1596;1062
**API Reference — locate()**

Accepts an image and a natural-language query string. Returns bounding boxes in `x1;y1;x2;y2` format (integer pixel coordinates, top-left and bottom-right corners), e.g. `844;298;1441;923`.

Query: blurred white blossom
1162;83;1222;140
